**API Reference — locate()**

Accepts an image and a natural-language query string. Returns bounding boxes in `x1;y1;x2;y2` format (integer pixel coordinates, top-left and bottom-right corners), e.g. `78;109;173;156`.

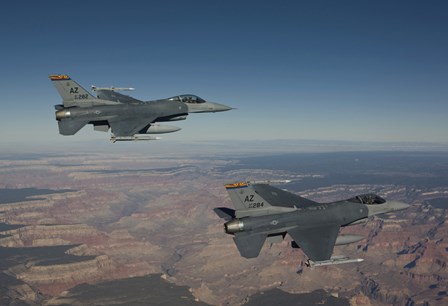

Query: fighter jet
49;75;232;142
214;181;410;267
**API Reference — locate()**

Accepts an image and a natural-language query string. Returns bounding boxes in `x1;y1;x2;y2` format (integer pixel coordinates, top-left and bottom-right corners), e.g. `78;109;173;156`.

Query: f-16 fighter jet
49;75;232;142
214;181;410;267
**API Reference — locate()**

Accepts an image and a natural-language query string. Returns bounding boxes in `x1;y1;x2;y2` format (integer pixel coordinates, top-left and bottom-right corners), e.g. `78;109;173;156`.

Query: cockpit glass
348;194;386;205
167;95;206;103
179;95;205;104
167;96;181;102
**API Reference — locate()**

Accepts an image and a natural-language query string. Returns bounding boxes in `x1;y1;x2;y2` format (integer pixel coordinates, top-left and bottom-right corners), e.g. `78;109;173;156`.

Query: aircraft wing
233;232;266;258
109;117;156;136
252;184;319;208
96;90;143;104
287;225;340;261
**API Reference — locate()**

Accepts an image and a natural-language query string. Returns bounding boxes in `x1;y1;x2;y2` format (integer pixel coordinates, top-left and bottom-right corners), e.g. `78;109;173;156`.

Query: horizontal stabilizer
213;207;236;221
233;232;266;258
58;119;88;135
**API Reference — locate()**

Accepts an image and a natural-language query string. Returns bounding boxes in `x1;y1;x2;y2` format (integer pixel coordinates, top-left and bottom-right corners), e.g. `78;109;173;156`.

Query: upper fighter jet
214;181;410;267
49;75;232;142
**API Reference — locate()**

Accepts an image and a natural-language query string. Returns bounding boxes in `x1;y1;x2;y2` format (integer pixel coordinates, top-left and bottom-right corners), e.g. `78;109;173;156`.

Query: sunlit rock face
1;151;448;305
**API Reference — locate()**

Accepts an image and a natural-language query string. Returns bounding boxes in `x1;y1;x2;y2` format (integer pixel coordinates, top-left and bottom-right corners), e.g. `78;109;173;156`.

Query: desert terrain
0;151;447;305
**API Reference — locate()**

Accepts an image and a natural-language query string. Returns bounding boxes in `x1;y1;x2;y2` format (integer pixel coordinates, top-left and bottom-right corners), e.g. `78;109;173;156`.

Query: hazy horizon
1;138;448;158
1;1;447;146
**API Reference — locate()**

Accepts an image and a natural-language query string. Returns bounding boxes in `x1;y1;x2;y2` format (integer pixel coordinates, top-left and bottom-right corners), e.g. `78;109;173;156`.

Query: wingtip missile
110;135;161;143
92;85;135;91
307;257;364;267
247;179;292;185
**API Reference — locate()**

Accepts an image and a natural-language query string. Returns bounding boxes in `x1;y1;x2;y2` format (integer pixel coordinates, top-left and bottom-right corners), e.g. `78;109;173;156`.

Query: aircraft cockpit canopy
348;194;386;205
168;95;206;104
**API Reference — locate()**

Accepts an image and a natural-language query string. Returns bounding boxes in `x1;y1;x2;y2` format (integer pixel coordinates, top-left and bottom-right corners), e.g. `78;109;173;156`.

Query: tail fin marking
225;181;302;217
225;182;272;212
49;74;96;107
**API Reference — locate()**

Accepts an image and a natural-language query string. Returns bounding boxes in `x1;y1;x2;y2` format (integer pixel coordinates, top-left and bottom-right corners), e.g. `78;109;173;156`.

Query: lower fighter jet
214;181;410;267
49;75;232;142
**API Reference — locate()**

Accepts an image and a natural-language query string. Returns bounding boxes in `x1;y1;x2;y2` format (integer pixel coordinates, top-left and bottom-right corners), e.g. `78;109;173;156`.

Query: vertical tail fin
225;182;272;213
49;74;96;107
225;181;304;217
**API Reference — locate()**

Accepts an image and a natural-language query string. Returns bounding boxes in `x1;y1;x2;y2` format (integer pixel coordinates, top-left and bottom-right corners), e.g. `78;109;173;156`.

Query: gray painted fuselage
232;201;368;236
56;100;188;136
50;74;232;140
215;182;410;263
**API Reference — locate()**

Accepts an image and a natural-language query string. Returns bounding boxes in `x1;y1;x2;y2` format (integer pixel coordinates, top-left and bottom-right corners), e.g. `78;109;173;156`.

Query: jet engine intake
224;219;244;234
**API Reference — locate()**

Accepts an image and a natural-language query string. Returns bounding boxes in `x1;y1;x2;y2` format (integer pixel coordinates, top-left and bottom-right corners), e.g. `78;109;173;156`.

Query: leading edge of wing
109;117;157;136
287;224;340;261
252;184;319;209
96;90;143;104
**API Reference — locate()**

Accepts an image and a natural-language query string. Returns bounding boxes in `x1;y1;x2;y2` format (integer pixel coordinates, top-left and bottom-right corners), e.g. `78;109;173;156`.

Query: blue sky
0;1;447;149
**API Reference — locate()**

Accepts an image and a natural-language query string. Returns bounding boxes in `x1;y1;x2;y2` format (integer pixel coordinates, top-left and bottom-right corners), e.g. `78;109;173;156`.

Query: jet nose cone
186;101;233;113
389;201;411;211
211;102;233;112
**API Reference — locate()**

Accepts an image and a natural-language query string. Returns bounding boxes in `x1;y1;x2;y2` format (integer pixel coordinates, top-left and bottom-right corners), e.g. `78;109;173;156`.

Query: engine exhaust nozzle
224;219;244;234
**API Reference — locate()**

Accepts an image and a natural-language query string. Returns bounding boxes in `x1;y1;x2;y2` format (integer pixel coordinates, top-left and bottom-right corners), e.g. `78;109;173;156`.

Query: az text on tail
223;181;315;218
50;75;97;108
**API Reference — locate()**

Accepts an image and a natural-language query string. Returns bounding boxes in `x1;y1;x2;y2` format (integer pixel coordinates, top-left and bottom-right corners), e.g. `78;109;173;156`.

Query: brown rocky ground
0;152;447;305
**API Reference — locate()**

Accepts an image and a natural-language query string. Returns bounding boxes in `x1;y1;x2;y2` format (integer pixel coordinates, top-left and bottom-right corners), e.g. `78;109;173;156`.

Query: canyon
0;151;447;305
